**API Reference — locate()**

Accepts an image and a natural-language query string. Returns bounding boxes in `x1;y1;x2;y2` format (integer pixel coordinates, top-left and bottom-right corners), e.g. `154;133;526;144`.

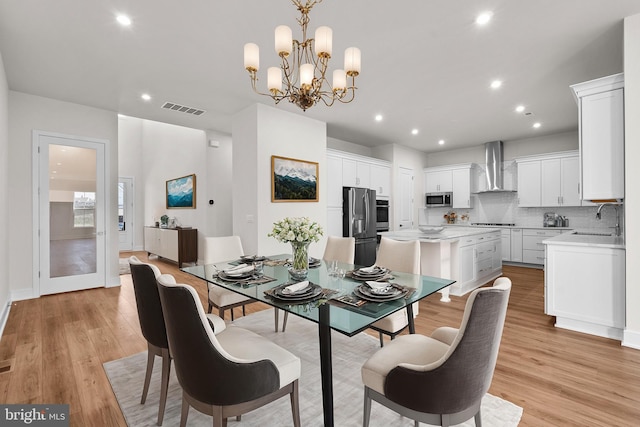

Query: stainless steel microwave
425;192;452;208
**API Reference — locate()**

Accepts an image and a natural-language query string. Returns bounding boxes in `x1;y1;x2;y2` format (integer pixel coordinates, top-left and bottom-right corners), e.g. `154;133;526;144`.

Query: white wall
327;137;373;157
232;104;327;258
0;52;11;331
118;116;234;259
624;13;640;348
8;92;119;298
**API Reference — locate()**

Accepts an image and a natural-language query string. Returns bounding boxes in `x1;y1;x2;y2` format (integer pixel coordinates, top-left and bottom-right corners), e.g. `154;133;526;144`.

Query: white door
118;177;134;251
398;167;414;230
35;132;106;295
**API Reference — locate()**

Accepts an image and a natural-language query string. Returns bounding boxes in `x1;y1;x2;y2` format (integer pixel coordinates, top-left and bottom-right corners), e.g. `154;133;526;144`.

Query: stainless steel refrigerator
343;187;377;266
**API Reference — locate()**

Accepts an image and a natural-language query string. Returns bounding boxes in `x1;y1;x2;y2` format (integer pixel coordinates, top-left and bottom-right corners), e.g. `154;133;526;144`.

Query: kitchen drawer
523;249;545;264
523;229;563;238
458;236;479;247
476;241;494;262
477;258;493;275
523;235;547;251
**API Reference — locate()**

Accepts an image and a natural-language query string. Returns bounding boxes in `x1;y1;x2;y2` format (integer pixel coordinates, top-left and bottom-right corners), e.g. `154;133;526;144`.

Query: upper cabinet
326;154;344;208
516;151;587;207
571;73;625;201
452;167;473;209
424;169;453;193
370;164;391;198
327;149;391;203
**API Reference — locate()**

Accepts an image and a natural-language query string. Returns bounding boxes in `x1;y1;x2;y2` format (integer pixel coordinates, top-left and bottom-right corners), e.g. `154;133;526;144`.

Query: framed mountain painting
271;156;318;202
166;174;196;208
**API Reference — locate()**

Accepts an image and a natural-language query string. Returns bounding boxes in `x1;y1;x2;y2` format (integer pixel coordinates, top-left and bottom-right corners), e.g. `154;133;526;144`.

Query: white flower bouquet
268;217;323;243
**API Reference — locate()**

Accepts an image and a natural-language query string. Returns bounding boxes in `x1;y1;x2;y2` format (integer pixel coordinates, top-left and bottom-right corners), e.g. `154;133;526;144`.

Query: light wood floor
1;253;639;426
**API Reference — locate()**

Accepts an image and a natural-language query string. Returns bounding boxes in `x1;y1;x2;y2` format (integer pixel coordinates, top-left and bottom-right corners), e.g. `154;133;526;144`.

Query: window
73;191;95;228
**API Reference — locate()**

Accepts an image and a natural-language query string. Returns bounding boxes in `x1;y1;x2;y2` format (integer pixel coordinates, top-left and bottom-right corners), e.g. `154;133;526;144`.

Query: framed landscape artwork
166;174;196;208
271;155;319;202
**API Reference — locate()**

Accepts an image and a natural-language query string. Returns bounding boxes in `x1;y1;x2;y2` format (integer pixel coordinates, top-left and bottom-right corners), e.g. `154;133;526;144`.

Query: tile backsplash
419;191;623;233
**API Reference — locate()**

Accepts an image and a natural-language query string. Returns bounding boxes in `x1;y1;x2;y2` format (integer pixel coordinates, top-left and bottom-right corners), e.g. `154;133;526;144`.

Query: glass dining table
181;255;455;427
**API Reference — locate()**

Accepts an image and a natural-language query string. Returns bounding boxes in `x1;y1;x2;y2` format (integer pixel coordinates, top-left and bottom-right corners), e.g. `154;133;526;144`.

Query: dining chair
156;274;301;427
277;236;356;332
361;277;512;427
203;236;255;320
128;256;171;426
369;237;421;346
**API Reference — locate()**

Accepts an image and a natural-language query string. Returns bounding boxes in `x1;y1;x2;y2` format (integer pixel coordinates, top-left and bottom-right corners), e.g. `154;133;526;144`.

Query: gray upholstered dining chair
203;236;255;320
156;274;301;427
277;235;356;332
128;256;171;426
368;237;421;346
361;277;512;427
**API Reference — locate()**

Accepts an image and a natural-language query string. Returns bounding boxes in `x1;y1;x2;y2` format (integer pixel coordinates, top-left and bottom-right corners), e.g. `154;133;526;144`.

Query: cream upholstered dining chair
156;274;301;427
203;236;255;320
361;277;512;427
369;237;421;346
128;256;170;426
278;236;356;332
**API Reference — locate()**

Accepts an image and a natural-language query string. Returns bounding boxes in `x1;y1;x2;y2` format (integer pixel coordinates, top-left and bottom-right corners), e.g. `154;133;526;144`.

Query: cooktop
471;222;515;226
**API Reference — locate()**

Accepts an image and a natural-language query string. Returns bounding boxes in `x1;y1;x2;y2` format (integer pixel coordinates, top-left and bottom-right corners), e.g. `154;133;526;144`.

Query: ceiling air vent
161;102;206;116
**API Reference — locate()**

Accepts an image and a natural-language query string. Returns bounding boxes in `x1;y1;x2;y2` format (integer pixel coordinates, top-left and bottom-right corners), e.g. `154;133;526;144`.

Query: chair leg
230;308;235;321
141;344;155;404
363;387;372;427
414;420;419;427
474;408;482;427
378;332;384;347
290;380;301;427
218;307;225;321
179;394;189;427
282;311;289;332
208;300;213;314
242;305;246;316
274;309;279;332
157;348;171;426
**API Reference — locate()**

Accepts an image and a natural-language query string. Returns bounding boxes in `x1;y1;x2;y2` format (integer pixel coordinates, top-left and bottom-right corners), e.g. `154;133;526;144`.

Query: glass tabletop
181;255;455;337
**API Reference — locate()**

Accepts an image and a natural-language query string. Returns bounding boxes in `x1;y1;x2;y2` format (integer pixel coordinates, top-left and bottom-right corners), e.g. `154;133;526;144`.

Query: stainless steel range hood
477;140;515;193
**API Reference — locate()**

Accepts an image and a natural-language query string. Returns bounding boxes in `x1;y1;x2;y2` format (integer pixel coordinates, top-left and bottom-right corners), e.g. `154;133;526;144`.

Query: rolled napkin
359;265;379;273
223;263;254;275
282;280;309;294
365;281;389;290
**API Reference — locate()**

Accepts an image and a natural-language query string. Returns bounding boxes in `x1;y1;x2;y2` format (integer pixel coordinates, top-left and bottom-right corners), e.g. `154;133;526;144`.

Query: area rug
104;309;522;426
119;258;131;275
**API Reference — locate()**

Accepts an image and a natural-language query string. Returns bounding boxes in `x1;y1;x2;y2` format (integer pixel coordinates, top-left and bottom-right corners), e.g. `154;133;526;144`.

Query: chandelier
243;0;361;111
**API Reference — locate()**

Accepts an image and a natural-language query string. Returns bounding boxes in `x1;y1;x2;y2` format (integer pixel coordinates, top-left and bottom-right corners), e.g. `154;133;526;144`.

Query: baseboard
10;288;36;302
622;329;640;350
555;317;623;341
0;301;11;340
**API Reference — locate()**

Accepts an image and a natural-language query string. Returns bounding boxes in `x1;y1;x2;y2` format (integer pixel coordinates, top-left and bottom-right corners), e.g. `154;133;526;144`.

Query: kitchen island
543;230;625;340
379;227;502;299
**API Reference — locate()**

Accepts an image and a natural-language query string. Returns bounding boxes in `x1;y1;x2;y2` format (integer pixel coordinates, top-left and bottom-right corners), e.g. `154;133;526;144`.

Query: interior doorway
118;177;134;251
34;131;107;295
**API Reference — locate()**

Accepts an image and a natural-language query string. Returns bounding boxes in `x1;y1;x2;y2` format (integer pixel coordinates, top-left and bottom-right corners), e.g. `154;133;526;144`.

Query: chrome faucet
596;203;621;236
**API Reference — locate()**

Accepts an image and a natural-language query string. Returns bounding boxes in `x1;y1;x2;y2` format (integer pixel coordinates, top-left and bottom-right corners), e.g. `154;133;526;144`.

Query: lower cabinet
501;229;511;261
451;231;502;296
545;242;625;340
144;226;198;267
522;229;562;265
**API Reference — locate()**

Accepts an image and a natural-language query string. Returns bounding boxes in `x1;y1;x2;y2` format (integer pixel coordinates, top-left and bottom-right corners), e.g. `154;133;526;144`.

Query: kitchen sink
572;231;613;236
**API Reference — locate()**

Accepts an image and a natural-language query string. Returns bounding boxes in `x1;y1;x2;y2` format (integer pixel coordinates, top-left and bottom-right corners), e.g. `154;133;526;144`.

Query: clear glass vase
289;241;310;280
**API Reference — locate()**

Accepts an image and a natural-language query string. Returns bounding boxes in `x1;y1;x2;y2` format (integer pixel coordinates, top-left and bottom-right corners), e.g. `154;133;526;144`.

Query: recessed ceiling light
52;171;57;174
490;80;502;89
533;122;541;129
116;14;132;26
56;162;62;166
515;105;525;113
438;140;445;145
476;11;493;26
374;114;383;122
411;129;419;135
141;93;151;101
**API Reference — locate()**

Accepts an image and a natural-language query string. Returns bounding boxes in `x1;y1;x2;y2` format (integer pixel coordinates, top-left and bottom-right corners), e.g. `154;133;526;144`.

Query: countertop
379;227;500;242
542;230;625;249
438;223;574;231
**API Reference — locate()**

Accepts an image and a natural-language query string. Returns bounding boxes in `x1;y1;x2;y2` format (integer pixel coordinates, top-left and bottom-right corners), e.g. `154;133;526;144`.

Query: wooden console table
144;226;197;267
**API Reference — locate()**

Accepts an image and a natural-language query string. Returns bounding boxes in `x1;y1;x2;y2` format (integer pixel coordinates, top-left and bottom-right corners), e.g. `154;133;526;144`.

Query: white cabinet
451;231;502;296
342;158;371;188
545;242;625;340
370;164;391;198
516;161;541;207
458;242;476;285
501;229;511;261
571;74;625;201
144;227;198;267
517;152;585;207
510;228;523;262
452;168;472;208
522;229;561;265
425;169;453;193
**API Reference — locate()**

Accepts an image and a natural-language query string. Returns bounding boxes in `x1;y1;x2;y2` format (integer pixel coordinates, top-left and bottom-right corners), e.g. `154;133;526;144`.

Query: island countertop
379;226;500;242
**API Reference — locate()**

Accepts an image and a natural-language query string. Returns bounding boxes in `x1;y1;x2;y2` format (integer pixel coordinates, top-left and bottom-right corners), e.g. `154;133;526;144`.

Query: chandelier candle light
243;0;361;111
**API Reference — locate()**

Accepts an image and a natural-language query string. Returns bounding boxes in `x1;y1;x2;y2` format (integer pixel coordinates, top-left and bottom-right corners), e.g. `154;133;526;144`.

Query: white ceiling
2;1;640;153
